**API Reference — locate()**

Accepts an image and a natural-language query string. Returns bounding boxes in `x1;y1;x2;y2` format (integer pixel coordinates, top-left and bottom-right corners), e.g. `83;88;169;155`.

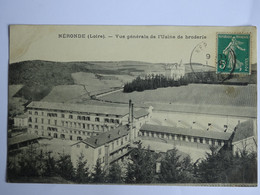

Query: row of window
34;130;83;141
141;131;224;146
29;110;120;119
29;123;100;137
29;116;120;126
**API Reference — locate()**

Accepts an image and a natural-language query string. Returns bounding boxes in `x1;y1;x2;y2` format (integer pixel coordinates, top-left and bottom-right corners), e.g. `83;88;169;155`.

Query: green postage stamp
217;33;250;74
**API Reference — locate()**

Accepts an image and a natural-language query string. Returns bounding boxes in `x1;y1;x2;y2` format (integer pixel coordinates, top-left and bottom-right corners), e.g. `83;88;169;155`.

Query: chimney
128;99;132;124
131;103;134;125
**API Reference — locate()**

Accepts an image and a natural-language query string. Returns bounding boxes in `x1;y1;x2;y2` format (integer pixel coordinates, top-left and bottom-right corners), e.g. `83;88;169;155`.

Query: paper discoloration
7;25;257;186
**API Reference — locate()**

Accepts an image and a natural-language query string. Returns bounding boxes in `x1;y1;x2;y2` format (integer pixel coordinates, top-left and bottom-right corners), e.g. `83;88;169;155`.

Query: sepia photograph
7;25;257;186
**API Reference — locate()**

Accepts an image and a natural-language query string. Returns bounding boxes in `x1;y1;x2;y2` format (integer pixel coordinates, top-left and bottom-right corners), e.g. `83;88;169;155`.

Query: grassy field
99;83;257;107
9;85;24;97
71;72;123;94
41;85;89;103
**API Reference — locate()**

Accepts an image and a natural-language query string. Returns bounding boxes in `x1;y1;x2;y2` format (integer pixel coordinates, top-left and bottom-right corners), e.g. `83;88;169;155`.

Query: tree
125;147;156;183
91;159;105;183
56;153;75;181
42;151;56;177
74;153;90;183
106;162;122;183
18;144;40;177
159;148;183;183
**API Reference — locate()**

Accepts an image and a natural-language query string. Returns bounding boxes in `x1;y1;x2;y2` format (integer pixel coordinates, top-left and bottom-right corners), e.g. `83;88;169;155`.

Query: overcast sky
9;25;257;66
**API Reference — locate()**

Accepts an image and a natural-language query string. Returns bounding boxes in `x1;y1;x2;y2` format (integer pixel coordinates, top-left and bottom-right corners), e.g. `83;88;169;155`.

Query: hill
9;60;257;101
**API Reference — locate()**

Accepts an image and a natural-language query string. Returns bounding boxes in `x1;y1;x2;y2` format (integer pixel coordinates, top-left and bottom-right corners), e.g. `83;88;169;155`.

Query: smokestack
129;99;132;124
131;103;134;125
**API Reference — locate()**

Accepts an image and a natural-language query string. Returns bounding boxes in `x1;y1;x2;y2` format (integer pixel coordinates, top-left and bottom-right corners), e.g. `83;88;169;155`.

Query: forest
7;145;257;184
123;72;250;93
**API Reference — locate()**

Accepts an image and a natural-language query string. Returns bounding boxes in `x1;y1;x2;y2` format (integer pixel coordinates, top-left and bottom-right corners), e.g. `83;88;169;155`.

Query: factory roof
134;109;150;119
152;103;256;118
27;101;130;116
140;124;232;141
8;134;47;146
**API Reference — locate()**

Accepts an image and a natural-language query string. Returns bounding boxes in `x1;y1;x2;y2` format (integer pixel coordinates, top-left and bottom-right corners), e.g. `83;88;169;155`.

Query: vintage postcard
7;25;257;186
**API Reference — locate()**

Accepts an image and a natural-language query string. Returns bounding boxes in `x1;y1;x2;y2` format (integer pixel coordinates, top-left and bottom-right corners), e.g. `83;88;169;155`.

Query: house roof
27;101;130;116
73;125;130;148
140;124;232;141
232;120;256;142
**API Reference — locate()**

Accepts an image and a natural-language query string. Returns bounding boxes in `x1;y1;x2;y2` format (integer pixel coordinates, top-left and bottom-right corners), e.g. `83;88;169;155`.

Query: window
35;111;38;115
77;116;81;120
29;124;32;128
77;136;82;141
61;121;64;126
116;140;119;145
110;119;114;123
70;135;73;140
29;111;32;115
85;116;90;121
83;124;85;129
48;119;50;124
104;118;109;123
47;113;57;117
115;119;119;124
98;148;102;155
41;118;44;124
125;136;127;141
121;138;123;145
112;142;114;150
41;132;44;136
54;120;57;125
95;117;100;122
35;118;38;123
61;114;65;118
48;133;51;136
69;115;73;119
60;134;65;139
28;117;32;122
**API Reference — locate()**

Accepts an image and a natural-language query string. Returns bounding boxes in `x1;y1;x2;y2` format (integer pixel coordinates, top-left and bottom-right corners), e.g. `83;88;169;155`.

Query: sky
9;25;257;65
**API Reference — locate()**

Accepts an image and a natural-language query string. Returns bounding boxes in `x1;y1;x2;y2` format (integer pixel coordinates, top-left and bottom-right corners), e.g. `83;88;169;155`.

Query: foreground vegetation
7;145;257;184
